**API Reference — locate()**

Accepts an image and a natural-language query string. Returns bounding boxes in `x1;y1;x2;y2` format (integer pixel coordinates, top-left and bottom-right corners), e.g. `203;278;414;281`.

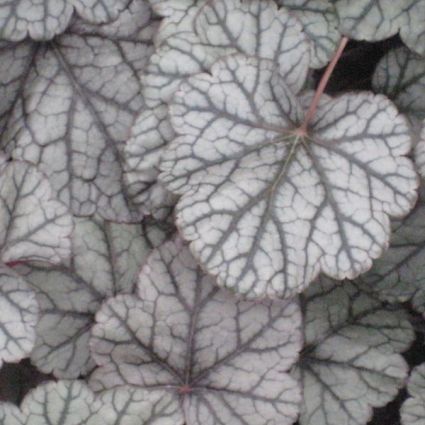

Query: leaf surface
401;363;425;425
372;47;425;187
0;159;72;264
124;106;178;219
0;0;130;41
335;0;425;56
0;381;181;425
144;0;310;108
358;184;425;309
298;276;414;425
19;217;167;378
0;1;156;221
372;47;425;123
131;0;310;217
97;387;183;425
160;54;418;299
0;267;38;369
277;0;341;68
90;237;302;425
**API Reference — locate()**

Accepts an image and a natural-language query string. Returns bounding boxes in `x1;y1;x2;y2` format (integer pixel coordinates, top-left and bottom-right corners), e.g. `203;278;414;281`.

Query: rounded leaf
0;267;38;368
0;0;130;41
335;0;425;56
124;106;178;218
372;47;425;122
298;276;414;425
97;387;184;425
20;217;168;378
401;363;425;425
90;237;302;425
359;183;425;308
0;2;156;221
160;54;418;299
0;159;73;264
277;0;341;68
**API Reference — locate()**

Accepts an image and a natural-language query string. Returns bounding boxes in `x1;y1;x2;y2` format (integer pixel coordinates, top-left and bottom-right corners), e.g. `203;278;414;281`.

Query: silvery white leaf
0;1;156;221
160;54;418;299
0;0;130;41
20;217;167;378
90;237;302;425
298;276;414;425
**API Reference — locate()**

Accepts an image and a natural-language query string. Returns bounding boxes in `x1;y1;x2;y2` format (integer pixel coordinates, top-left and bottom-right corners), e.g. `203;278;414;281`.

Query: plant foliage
0;1;425;425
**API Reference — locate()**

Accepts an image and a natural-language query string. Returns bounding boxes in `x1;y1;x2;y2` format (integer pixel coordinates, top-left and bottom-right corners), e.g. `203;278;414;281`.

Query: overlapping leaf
0;267;38;369
0;0;130;41
131;0;311;217
335;0;425;56
372;47;425;179
0;0;156;221
160;54;418;299
144;0;310;108
401;363;425;425
90;238;302;425
0;158;72;368
19;217;168;378
358;184;425;310
0;380;181;425
124;106;178;219
372;47;425;123
277;0;341;68
297;276;414;425
0;158;73;265
97;387;183;425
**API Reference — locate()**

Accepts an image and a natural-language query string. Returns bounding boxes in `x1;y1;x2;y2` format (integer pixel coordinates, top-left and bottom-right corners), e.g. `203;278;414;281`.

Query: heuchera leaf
358;184;425;309
335;0;425;56
372;47;425;123
401;363;425;425
372;47;425;177
97;387;183;425
0;0;130;41
148;0;205;46
90;237;302;425
19;217;167;378
144;0;310;108
277;0;341;68
0;1;157;221
0;267;38;369
0;381;181;425
124;106;178;219
0;381;100;425
129;0;311;217
160;54;418;299
297;276;414;425
0;158;73;264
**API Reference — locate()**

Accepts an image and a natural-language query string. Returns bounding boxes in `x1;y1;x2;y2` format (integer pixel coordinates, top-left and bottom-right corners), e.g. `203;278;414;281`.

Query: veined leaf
0;0;130;41
0;158;72;368
372;47;425;186
277;0;341;68
19;217;168;378
0;267;38;369
298;276;414;425
358;184;425;309
401;363;425;425
372;47;425;123
90;238;302;425
0;1;156;221
160;54;418;299
335;0;425;56
0;158;73;264
131;0;311;217
0;380;181;425
124;106;178;219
